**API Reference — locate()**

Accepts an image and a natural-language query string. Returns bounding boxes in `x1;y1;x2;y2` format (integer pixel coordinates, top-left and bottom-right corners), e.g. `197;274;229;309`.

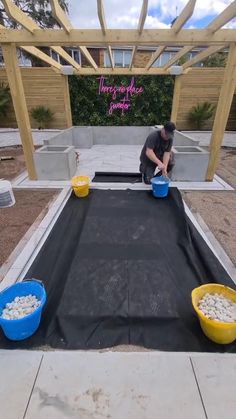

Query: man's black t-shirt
140;130;173;168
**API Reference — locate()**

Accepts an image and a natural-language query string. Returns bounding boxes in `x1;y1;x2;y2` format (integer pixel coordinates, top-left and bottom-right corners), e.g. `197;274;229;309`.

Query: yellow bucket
71;176;90;198
192;283;236;344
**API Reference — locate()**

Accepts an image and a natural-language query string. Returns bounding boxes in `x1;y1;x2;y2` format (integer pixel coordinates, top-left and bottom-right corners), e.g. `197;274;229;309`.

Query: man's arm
162;152;171;176
146;148;165;170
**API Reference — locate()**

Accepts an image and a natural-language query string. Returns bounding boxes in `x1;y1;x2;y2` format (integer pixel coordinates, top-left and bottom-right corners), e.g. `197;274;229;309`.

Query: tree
0;1;69;66
188;102;216;130
0;1;68;28
203;52;227;67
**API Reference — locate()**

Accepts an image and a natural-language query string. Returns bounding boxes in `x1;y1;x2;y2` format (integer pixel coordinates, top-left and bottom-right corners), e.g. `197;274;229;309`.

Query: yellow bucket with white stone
191;284;236;344
71;176;90;198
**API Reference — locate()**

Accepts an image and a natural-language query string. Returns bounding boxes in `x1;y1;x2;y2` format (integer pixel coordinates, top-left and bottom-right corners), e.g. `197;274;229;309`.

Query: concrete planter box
34;145;77;180
171;146;209;181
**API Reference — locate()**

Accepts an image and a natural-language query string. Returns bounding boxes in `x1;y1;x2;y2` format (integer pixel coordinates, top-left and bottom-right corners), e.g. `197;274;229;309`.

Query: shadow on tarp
0;188;235;352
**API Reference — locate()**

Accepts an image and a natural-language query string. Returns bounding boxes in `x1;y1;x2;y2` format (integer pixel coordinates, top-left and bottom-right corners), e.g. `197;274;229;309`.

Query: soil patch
0;146;27;181
0;189;59;267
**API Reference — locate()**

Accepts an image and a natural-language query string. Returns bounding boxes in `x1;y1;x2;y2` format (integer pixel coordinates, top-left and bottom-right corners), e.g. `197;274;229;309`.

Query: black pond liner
92;172;142;183
0;188;235;352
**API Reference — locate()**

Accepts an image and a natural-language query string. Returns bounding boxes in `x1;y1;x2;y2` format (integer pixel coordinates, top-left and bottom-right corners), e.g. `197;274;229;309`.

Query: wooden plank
51;46;81;70
0;28;236;47
2;0;38;32
163;46;194;70
145;46;166;70
171;75;182;123
1;44;36;179
206;43;236;180
97;1;114;68
171;0;196;34
21;46;62;71
62;75;72;127
130;0;148;69
49;0;73;33
207;0;236;33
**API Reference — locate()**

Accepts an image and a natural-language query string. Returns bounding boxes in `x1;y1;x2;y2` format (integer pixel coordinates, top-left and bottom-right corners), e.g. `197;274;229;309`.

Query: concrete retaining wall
44;126;199;148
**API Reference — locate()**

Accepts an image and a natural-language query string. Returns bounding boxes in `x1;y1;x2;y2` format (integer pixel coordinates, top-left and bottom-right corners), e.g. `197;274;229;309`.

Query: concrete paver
191;355;236;419
25;352;206;419
0;350;42;419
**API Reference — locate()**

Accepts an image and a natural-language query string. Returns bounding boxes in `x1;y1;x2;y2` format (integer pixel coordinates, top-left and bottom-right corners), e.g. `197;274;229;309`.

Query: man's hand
158;161;165;171
162;166;167;177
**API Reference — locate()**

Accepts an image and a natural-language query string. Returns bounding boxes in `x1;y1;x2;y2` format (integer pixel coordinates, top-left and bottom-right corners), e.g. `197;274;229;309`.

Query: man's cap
164;121;176;133
163;121;176;139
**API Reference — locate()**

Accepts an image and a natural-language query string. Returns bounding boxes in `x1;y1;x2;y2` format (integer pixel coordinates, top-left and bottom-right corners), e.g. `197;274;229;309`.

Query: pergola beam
51;67;171;75
171;0;196;34
129;0;148;70
206;43;236;181
1;43;36;180
97;1;114;69
0;29;236;46
21;46;63;71
51;46;81;71
207;0;236;33
182;45;227;70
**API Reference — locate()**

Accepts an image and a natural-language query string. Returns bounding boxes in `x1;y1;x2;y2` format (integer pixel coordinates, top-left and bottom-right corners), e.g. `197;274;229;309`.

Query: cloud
68;0;236;29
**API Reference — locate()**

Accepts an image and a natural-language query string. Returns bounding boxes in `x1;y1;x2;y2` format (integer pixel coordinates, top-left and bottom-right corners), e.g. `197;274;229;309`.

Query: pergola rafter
145;0;196;70
97;0;114;69
0;0;235;180
129;0;149;70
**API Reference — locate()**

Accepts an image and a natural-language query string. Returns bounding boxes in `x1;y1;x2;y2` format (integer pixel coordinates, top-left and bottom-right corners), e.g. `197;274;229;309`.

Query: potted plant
30;105;54;129
0;82;11;119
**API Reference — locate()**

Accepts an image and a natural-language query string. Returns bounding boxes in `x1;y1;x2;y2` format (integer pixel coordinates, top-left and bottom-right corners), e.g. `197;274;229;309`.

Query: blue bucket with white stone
151;176;170;198
0;279;46;341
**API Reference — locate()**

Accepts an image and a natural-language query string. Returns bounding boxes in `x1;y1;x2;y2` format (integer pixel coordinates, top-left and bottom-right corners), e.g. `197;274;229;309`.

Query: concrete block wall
34;145;77;180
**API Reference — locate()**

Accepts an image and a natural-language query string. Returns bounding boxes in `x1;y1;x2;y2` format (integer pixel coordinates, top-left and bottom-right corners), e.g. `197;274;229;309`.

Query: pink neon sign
98;76;144;116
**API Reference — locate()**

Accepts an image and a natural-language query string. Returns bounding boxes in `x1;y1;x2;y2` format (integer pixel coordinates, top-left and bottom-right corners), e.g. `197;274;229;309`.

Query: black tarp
93;172;142;183
0;188;235;352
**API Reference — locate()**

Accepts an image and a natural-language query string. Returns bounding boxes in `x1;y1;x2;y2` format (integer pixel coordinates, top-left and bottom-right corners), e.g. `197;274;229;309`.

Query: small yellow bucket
192;283;236;344
71;176;90;198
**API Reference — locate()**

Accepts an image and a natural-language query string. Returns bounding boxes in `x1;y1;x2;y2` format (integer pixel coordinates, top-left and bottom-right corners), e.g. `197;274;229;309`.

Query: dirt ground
0;189;58;266
182;148;236;265
0;146;235;268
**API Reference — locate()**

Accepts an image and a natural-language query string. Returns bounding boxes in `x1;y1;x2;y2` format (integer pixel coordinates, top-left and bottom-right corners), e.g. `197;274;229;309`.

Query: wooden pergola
0;0;236;180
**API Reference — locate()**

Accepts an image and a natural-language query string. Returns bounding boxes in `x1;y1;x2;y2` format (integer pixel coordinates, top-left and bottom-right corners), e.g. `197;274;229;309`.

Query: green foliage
69;75;174;126
0;82;11;118
30;105;54;129
203;52;227;67
188;102;216;130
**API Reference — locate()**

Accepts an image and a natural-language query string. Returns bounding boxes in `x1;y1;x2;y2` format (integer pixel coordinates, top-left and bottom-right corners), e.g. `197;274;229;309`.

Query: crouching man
139;121;176;184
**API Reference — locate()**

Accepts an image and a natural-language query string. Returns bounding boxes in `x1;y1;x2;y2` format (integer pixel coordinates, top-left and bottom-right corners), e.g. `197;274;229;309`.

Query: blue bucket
0;279;46;341
151;176;170;198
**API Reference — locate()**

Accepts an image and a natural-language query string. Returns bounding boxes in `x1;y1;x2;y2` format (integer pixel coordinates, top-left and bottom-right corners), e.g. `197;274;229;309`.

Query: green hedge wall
69;75;174;126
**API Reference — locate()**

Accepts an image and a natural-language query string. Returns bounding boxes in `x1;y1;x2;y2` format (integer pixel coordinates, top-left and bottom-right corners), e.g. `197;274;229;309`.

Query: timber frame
0;0;236;180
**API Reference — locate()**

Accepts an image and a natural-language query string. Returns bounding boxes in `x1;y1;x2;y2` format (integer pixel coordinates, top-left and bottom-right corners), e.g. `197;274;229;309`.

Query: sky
67;0;236;29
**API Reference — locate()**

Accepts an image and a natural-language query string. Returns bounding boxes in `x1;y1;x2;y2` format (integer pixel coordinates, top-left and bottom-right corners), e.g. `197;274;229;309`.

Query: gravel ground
182;148;236;266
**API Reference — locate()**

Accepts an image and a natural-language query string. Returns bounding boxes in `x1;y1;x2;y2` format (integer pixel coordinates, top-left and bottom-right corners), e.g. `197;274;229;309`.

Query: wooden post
2;43;37;180
62;75;72;127
206;43;236;181
171;75;182;124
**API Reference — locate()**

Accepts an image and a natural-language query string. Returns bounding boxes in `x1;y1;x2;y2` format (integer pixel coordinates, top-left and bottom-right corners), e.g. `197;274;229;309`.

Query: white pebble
0;295;41;320
198;293;236;323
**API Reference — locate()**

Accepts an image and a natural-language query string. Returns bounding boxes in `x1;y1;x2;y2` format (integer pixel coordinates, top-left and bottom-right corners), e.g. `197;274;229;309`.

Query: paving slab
0;350;42;419
25;352;206;419
191;355;236;419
